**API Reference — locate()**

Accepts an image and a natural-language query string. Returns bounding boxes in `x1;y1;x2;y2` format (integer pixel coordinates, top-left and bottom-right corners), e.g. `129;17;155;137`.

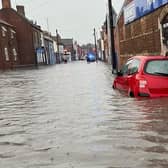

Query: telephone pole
108;0;117;73
93;28;98;61
56;29;60;63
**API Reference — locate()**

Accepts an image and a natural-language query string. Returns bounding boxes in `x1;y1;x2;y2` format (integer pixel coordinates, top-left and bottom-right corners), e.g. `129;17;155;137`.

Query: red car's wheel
128;88;135;97
112;82;116;89
129;91;134;97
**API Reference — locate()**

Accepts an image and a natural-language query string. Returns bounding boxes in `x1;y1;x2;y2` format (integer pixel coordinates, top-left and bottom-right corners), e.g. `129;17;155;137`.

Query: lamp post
108;0;117;73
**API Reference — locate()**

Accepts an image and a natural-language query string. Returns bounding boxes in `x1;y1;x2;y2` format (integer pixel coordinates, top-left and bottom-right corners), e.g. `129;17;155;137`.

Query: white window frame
10;29;16;39
13;48;17;61
2;26;7;37
4;47;9;61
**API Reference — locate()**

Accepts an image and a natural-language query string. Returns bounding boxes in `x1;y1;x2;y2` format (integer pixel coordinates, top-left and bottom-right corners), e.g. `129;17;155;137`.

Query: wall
0;23;18;69
117;2;168;66
0;8;36;66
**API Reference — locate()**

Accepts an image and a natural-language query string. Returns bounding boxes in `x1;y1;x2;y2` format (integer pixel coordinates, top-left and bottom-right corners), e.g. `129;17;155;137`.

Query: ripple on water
0;62;168;168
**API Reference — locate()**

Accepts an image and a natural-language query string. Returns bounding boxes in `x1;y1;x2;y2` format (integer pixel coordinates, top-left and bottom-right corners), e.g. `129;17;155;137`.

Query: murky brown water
0;61;168;168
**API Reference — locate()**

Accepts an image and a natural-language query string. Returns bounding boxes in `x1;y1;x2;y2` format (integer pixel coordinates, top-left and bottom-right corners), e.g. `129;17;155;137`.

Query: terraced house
0;0;42;68
0;19;18;69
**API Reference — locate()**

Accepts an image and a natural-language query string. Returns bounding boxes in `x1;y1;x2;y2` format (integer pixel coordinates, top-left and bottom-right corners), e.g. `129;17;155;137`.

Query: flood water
0;61;168;168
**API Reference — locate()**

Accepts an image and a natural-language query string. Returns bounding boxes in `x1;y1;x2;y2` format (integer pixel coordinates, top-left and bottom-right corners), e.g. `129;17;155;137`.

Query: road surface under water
0;61;168;168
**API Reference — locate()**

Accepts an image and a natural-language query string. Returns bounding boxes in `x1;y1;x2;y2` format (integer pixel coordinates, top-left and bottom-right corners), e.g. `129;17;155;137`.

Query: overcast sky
10;0;124;44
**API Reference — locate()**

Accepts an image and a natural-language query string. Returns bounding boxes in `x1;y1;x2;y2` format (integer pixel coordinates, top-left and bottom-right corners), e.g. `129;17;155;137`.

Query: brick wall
0;8;36;66
117;4;168;66
0;23;18;69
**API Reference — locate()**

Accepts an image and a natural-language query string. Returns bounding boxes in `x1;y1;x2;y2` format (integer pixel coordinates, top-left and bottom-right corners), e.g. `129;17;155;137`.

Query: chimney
2;0;11;8
16;5;25;17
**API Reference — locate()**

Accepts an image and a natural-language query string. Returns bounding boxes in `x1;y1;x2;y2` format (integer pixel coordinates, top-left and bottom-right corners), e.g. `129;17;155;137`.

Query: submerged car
113;56;168;98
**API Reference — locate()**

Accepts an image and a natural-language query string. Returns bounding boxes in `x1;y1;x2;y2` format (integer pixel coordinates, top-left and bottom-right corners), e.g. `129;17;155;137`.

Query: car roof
130;55;168;61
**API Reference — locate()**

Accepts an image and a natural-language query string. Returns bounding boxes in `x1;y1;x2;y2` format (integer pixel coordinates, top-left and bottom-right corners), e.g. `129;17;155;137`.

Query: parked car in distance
86;52;96;62
113;56;168;98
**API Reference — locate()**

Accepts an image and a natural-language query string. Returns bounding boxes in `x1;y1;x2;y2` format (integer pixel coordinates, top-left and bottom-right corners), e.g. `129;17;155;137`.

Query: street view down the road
0;62;168;168
0;0;168;168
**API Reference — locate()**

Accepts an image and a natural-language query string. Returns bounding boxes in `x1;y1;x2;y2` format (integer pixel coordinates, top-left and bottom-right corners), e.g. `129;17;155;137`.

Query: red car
113;56;168;98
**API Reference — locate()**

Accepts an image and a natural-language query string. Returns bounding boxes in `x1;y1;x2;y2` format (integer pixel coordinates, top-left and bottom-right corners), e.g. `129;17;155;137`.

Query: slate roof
0;19;13;27
61;38;73;46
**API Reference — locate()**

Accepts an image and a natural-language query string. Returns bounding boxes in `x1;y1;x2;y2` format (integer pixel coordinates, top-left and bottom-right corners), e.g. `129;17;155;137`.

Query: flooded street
0;61;168;168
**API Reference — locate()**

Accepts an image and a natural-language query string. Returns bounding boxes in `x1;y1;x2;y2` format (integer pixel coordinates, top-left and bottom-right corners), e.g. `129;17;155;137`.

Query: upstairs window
10;29;16;39
2;26;7;37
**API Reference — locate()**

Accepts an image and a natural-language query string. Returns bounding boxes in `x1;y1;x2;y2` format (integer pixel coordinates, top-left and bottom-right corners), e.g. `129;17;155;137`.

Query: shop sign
124;0;168;24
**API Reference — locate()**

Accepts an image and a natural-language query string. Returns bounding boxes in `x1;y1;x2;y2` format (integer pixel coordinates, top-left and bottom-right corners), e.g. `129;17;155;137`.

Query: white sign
124;1;136;24
147;0;156;7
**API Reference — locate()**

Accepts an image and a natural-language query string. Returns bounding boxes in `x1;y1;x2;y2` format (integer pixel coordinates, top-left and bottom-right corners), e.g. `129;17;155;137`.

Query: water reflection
0;62;168;168
133;98;168;168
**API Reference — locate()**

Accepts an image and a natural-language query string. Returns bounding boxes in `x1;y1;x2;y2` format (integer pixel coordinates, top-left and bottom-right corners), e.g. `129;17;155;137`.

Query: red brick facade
0;20;18;69
0;7;41;67
116;1;168;66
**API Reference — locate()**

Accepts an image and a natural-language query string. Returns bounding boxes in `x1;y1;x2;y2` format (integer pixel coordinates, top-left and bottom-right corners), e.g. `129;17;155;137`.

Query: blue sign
124;0;168;24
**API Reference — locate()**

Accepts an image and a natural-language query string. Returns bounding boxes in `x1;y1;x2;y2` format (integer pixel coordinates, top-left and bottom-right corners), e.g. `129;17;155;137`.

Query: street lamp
108;0;117;73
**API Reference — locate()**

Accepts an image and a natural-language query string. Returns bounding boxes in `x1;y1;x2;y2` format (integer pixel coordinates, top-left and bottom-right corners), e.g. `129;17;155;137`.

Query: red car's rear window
145;60;168;77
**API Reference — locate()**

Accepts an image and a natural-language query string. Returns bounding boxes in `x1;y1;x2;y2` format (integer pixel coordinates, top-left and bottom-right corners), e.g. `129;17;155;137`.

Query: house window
4;47;9;61
10;29;16;39
2;26;7;37
13;48;17;61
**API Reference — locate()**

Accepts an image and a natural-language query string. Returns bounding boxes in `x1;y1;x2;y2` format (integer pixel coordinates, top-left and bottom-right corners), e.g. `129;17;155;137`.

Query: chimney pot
2;0;11;8
16;5;25;17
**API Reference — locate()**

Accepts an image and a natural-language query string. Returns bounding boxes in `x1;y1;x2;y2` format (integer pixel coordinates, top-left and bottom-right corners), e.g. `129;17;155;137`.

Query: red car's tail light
139;80;147;88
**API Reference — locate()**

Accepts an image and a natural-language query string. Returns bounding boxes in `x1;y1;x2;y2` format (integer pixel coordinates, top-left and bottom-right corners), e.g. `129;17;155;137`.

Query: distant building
101;19;109;62
81;43;95;54
77;45;84;60
61;38;75;61
0;0;42;67
43;31;56;65
0;19;18;69
100;6;117;64
52;35;64;63
106;5;117;64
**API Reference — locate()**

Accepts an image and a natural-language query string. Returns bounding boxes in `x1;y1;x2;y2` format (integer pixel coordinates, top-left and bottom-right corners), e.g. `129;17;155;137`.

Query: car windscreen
145;60;168;76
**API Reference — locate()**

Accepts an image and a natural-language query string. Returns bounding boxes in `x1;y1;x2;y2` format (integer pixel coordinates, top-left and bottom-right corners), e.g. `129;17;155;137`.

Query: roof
0;19;13;27
131;55;168;60
0;8;42;31
61;38;73;46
